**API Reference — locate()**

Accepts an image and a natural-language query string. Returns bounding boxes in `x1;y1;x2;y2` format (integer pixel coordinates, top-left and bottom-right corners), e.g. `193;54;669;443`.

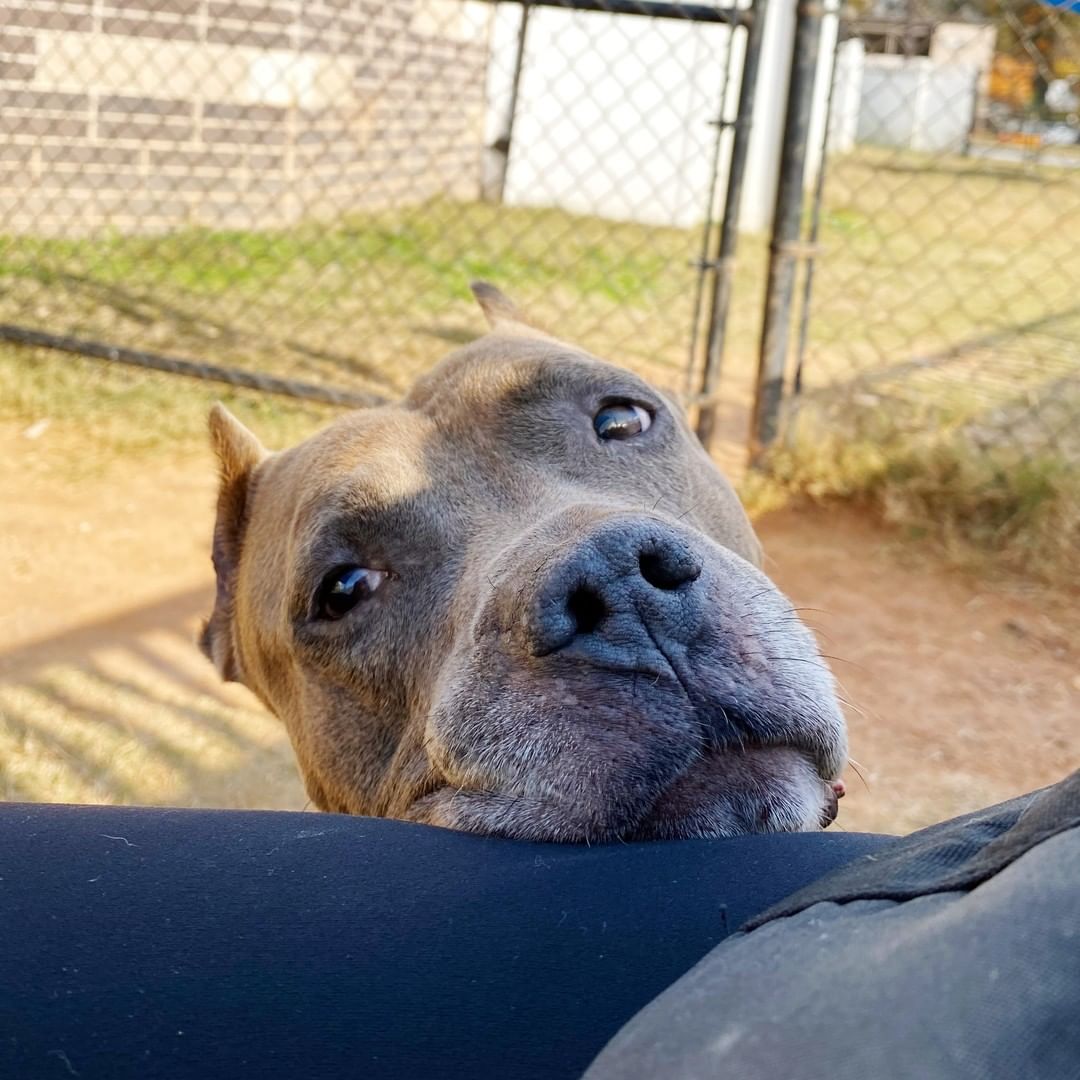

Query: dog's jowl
201;284;847;841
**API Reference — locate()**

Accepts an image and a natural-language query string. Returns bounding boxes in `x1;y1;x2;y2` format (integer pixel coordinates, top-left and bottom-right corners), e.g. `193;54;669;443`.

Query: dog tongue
831;779;846;799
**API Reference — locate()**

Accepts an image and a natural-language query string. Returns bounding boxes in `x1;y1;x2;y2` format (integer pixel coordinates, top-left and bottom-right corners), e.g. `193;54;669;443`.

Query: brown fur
202;285;846;841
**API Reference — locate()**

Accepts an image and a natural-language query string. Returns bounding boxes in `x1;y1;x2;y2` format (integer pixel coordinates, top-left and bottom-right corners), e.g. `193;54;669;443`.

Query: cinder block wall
0;0;490;234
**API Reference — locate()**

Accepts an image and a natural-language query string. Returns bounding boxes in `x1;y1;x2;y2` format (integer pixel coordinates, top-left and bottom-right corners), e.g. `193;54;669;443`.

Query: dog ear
470;280;554;340
200;403;267;682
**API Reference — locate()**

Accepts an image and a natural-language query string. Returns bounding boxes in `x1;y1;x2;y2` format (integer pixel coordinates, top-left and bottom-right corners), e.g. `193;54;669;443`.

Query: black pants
0;802;893;1080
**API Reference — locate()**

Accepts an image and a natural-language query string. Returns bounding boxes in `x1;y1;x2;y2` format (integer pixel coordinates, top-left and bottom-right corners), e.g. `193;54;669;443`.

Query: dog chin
625;747;841;841
406;746;840;843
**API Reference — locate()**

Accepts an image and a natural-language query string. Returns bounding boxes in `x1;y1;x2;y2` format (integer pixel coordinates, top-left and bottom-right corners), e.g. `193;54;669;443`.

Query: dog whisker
835;694;868;721
715;703;748;756
847;757;872;793
737;587;777;616
817;653;865;672
754;626;828;641
765;655;829;670
758;615;836;644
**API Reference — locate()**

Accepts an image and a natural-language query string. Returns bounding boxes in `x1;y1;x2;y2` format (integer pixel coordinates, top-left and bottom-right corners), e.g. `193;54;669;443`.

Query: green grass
803;147;1080;384
4;149;1077;399
3;203;676;301
0;344;337;479
0;199;702;402
765;145;1080;580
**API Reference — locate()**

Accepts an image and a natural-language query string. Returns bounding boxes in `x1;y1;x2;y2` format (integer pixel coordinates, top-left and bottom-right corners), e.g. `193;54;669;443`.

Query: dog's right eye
314;566;387;620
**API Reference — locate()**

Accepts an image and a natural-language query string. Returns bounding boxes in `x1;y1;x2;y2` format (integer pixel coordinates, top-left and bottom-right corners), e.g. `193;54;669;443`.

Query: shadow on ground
0;588;307;810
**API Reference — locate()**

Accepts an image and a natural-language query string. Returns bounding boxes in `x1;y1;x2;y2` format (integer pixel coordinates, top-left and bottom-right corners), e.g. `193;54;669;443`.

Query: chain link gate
753;0;1080;572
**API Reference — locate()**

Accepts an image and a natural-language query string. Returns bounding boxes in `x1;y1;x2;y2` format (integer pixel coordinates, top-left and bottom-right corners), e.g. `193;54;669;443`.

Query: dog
201;283;847;841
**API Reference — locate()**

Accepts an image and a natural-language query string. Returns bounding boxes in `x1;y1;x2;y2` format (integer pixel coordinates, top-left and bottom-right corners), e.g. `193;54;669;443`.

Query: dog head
201;284;847;841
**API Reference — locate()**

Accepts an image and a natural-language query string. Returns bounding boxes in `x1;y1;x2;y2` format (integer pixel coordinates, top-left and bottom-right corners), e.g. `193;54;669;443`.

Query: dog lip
708;725;839;784
820;781;841;827
624;741;842;839
537;659;842;783
532;650;671;685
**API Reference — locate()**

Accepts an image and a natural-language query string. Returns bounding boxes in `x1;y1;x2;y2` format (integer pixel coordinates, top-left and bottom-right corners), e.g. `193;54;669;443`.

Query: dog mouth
822;777;846;825
414;733;847;844
422;594;849;842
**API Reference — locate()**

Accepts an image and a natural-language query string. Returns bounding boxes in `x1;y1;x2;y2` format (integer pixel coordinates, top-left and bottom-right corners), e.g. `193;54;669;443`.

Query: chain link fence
773;0;1080;571
1;0;1078;567
1;0;765;420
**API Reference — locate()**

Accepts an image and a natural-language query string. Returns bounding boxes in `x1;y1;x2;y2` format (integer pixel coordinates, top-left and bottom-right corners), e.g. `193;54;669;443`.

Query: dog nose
528;520;702;658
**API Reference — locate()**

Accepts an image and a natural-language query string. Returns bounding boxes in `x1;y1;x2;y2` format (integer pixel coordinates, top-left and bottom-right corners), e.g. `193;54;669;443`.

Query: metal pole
471;0;751;26
793;8;842;397
0;324;383;407
685;2;741;399
484;3;531;204
748;0;823;464
694;0;768;453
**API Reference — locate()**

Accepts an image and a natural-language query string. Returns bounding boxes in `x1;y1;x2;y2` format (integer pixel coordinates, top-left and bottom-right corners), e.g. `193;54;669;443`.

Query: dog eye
594;402;652;441
315;566;387;620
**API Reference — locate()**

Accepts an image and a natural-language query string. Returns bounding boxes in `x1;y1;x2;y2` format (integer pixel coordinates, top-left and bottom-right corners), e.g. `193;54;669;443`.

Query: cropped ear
470;280;555;341
199;403;267;682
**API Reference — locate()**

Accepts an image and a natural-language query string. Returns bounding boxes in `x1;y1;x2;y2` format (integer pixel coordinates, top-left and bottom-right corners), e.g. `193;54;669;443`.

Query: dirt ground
1;434;1077;834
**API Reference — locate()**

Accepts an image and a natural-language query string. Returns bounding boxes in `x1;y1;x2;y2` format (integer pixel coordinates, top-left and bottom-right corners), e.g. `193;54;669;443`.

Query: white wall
484;1;840;235
489;6;736;229
857;56;977;154
829;37;865;155
930;21;995;97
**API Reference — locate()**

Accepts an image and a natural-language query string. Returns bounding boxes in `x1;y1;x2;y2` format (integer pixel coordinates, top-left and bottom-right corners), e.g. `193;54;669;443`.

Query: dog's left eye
594;402;652;441
314;566;387;620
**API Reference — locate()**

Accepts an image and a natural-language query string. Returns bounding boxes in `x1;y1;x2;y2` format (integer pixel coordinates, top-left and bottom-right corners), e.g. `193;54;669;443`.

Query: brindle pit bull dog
201;283;847;842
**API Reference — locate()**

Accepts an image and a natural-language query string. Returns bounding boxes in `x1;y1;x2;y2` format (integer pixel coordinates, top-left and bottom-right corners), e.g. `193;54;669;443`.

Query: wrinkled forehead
253;409;438;554
406;334;657;421
252;337;667;546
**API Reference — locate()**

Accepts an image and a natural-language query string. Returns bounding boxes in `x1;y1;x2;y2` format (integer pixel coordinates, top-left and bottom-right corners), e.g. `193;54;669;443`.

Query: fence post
749;0;823;465
483;3;532;203
793;4;842;397
694;0;768;455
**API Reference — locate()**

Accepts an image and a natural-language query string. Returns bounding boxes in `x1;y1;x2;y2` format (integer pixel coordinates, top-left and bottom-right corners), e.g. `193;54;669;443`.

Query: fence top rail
470;0;752;27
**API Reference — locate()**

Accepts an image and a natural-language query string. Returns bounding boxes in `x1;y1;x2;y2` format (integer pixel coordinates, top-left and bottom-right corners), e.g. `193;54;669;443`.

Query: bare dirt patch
2;433;1076;832
758;506;1079;833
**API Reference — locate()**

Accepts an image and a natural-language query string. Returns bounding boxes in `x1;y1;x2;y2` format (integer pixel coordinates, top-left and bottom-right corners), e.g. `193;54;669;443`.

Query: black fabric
743;768;1080;928
584;770;1080;1080
0;802;892;1080
742;767;1080;929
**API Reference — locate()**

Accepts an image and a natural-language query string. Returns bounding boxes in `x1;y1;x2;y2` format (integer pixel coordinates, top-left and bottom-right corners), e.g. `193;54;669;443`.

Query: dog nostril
639;550;700;591
567;586;606;635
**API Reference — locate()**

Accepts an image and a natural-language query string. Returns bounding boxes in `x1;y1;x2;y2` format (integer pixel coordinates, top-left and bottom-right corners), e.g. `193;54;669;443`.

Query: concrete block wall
0;0;491;234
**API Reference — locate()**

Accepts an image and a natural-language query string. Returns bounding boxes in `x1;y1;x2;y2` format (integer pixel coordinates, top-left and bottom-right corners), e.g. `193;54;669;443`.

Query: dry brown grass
743;381;1080;584
0;597;305;809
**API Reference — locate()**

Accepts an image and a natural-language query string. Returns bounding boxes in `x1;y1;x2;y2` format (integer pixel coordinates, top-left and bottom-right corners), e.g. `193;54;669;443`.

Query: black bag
586;770;1080;1080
